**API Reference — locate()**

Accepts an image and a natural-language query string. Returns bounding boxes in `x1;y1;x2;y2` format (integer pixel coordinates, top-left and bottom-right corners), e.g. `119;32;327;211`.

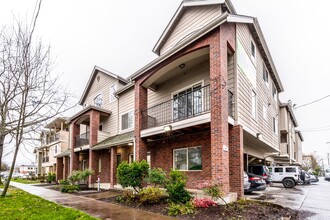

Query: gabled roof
92;131;134;150
295;130;304;141
45;117;69;129
66;105;111;124
79;66;129;105
153;0;236;55
280;102;298;127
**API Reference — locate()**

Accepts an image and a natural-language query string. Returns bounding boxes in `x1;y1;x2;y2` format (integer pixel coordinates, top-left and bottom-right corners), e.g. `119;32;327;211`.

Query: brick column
63;156;69;179
56;157;63;181
110;147;117;188
229;125;244;198
70;123;80;172
88;110;100;185
89;149;98;185
210;23;236;194
134;82;148;161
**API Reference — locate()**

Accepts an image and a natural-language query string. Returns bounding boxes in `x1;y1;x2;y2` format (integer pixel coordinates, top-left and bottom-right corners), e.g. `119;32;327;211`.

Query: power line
294;94;330;110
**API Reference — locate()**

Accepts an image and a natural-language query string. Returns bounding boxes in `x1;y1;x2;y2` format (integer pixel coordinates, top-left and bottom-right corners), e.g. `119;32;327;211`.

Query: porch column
110;146;117;188
89;110;100;185
210;23;236;195
229;125;244;198
70;123;80;172
56;157;63;181
134;82;148;161
63;156;69;179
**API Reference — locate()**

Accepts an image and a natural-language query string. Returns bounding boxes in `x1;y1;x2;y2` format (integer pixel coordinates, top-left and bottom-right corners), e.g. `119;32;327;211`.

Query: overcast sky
1;0;330;166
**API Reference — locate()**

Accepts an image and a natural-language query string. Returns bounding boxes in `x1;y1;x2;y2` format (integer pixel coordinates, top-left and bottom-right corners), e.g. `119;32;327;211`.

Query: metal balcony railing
42;157;49;163
141;85;235;129
75;132;90;148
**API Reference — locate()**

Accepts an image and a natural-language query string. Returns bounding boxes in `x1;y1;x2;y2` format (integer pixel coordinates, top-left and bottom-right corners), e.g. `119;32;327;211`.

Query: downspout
133;136;136;161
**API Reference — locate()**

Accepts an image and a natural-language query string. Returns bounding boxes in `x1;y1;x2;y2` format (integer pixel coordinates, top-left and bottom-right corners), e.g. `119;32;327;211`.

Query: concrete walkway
10;182;175;220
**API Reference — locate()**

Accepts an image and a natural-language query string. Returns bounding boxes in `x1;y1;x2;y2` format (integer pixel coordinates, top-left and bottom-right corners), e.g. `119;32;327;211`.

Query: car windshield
326;169;330;173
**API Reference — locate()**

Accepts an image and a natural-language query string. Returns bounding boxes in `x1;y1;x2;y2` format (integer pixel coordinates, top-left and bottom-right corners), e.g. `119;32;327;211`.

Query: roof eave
66;105;112;124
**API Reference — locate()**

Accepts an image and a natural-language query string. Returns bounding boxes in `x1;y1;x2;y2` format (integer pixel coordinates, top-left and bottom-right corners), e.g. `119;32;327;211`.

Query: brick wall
149;131;211;189
229;125;244;198
56;157;63;181
98;149;110;183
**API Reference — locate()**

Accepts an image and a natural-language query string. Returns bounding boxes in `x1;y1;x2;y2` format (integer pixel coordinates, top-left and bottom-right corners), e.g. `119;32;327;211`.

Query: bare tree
0;0;73;197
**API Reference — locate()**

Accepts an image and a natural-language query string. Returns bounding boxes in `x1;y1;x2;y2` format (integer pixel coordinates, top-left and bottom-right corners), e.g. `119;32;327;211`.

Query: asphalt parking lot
245;177;330;219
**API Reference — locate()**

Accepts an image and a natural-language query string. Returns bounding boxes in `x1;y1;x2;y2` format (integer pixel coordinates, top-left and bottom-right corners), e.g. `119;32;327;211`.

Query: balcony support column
134;82;148;161
63;156;69;179
70;123;80;173
110;146;117;188
56;157;64;181
210;23;236;195
88;110;100;185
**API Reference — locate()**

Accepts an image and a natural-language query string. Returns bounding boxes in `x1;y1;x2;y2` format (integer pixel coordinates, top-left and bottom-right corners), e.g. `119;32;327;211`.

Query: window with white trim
273;116;278;135
252;91;257;120
121;111;134;130
173;146;202;171
251;40;256;62
94;94;103;107
272;83;277;101
263;64;269;87
110;84;117;103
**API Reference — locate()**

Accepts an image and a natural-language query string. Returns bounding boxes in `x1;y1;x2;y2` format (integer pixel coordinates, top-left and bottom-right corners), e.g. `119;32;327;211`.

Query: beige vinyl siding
279;107;288;132
118;88;135;132
148;61;210;108
236;24;279;150
160;5;221;55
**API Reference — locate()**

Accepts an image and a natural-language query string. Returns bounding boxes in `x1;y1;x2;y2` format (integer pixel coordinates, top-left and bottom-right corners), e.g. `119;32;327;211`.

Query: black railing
142;85;235;129
75;132;90;148
42;157;49;163
46;133;60;144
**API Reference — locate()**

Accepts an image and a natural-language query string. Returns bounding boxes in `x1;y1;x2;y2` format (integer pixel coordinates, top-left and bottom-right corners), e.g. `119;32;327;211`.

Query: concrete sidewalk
10;182;175;220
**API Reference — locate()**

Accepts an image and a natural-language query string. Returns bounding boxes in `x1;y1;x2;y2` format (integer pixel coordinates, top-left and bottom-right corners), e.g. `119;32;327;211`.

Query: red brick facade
56;157;63;181
110;147;117;188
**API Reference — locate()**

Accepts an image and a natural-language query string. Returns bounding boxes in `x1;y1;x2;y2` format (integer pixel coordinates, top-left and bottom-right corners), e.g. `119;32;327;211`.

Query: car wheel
283;178;295;188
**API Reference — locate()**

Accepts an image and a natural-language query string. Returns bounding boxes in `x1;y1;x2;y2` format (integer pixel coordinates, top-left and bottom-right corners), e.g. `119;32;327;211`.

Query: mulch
101;196;315;220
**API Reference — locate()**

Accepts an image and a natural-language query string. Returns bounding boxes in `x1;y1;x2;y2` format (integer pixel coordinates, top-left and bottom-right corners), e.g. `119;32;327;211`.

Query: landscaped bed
0;186;97;220
101;196;312;220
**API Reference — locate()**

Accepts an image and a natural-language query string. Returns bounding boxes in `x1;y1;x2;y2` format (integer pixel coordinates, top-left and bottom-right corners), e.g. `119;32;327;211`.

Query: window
82;160;87;171
272;83;277;101
273;117;278;134
251;91;257;119
129;154;134;164
173;147;202;171
117;155;122;167
263;105;267;120
94;94;103;107
286;167;296;173
281;133;287;143
110;84;117;103
54;145;57;154
251;40;256;61
263;65;269;87
173;84;202;121
121;111;134;130
274;167;283;172
147;152;151;166
98;158;102;173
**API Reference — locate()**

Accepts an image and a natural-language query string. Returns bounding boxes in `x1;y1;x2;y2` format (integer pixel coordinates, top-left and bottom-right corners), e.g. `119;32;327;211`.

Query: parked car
244;172;251;192
308;173;319;182
268;166;300;188
300;170;311;185
245;172;267;193
248;164;272;185
325;168;330;181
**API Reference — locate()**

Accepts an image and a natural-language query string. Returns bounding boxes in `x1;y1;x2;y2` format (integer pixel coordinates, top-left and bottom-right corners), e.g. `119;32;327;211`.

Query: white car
325;169;330;181
268;166;300;188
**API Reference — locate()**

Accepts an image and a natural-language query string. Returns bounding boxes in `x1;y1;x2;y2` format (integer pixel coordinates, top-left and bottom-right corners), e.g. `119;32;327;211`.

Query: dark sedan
244;172;267;193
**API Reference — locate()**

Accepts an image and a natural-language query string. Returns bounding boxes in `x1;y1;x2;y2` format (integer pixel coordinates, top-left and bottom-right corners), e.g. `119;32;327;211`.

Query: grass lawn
0;186;98;220
10;178;41;184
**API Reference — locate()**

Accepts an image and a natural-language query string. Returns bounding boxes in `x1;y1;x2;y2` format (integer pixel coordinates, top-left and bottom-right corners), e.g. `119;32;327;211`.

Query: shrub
197;178;225;204
68;169;94;185
193;197;218;208
138;187;167;204
147;168;167;187
59;185;80;193
59;179;70;185
116;160;149;193
165;170;191;203
167;201;195;216
46;173;56;183
116;189;135;204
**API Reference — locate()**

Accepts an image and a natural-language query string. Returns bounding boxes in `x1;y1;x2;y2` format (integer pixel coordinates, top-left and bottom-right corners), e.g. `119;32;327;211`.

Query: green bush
59;185;80;193
59;179;70;185
116;160;149;193
147;168;167;187
46;173;56;183
138;187;167;204
167;201;196;216
68;169;94;185
165;170;191;203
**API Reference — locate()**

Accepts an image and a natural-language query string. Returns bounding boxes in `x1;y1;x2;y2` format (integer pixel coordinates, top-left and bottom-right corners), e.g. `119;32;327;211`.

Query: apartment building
36;117;69;176
54;0;303;199
19;165;36;175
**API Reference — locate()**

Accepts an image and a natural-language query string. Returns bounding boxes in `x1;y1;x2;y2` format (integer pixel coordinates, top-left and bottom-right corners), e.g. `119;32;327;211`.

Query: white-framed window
263;105;267;120
147;151;151;166
172;82;203;121
263;64;269;87
251;40;256;62
272;83;277;101
82;160;87;171
251;91;257;120
94;93;103;107
173;146;202;171
121;111;134;130
110;84;117;103
273;116;278;135
128;154;134;164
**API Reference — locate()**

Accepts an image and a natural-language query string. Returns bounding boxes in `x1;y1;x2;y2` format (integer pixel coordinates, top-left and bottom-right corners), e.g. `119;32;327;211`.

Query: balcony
42;157;49;163
142;85;235;130
75;132;90;148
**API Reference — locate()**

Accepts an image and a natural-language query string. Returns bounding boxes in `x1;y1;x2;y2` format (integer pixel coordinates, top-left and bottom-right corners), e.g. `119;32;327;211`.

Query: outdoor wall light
179;63;186;69
128;143;133;146
256;132;263;140
164;125;172;132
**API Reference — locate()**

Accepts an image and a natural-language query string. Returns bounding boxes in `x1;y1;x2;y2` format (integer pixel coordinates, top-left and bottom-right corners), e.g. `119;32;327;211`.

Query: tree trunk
0;135;5;185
